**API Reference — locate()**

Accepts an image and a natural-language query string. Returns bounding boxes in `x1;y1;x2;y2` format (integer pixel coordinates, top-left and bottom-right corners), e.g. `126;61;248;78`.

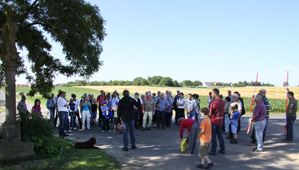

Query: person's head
192;94;197;99
92;98;97;103
70;98;74;103
178;118;185;125
72;94;77;99
177;90;180;95
113;91;117;97
34;99;41;107
123;90;130;97
167;94;170;99
60;91;66;98
88;94;91;98
157;91;161;96
141;95;145;100
58;89;62;94
225;96;231;102
209;92;212;97
21;95;26;102
287;91;294;99
84;96;88;101
219;94;223;99
160;93;165;99
169;91;172;96
145;91;148;96
212;88;220;98
188;94;192;100
259;89;266;97
134;92;139;99
100;90;104;95
147;91;152;97
107;92;111;97
233;92;240;101
228;90;232;96
179;93;184;99
102;100;107;106
200;107;209;117
90;94;94;99
104;95;109;101
254;94;263;103
232;104;238;112
51;93;54;98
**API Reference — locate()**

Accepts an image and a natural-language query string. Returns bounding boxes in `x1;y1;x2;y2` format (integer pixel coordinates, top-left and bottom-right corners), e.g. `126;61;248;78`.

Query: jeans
70;112;76;129
286;116;296;141
122;120;136;149
254;119;266;150
211;124;225;153
143;111;153;128
64;112;69;131
156;110;165;128
224;114;230;133
58;111;67;137
165;111;172;127
48;107;55;127
187;110;196;120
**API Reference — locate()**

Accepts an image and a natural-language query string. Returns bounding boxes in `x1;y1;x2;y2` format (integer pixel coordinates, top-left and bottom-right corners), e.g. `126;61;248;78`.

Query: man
208;92;213;107
17;95;28;119
250;95;267;152
185;94;197;120
179;118;199;154
227;90;233;101
209;88;225;155
46;93;56;126
284;89;297;142
118;90;139;151
142;91;155;131
249;89;270;145
227;92;244;137
97;90;105;126
165;94;173;127
156;93;168;129
52;89;62;127
173;90;181;125
133;92;142;129
57;91;69;138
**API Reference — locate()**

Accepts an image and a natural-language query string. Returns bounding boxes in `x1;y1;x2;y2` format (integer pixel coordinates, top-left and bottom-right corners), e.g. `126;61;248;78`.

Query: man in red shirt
209;88;225;155
97;90;105;126
179;118;199;154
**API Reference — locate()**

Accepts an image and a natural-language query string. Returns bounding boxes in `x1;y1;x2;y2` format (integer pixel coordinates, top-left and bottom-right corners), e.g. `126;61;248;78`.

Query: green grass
11;86;286;114
0;106;5;112
1;137;120;170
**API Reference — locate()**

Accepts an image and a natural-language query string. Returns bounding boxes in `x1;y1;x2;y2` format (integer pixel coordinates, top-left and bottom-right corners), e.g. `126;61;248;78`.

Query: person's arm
289;103;294;113
64;101;69;107
153;104;156;115
250;115;257;122
198;128;205;136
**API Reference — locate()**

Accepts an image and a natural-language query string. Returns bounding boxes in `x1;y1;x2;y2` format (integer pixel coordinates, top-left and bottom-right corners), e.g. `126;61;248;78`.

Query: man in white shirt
57;91;69;138
185;94;197;120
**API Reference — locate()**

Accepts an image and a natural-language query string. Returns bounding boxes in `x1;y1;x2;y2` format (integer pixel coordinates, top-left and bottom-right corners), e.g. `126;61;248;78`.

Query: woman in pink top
32;99;42;117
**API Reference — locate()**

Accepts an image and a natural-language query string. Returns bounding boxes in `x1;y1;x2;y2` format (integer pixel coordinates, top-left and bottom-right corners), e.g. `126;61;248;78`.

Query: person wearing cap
284;89;297;142
173;90;181;125
117;90;140;151
101;100;111;132
57;91;69;138
17;95;28;119
249;89;271;145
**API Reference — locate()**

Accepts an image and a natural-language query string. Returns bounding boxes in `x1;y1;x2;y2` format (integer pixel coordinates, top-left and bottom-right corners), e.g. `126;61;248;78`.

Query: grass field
12;86;297;114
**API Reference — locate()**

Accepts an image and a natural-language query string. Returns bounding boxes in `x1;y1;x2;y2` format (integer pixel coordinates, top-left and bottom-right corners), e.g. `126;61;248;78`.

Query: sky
16;0;299;86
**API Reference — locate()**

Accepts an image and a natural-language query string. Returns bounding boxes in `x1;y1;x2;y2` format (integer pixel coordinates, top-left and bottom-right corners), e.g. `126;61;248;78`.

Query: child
112;102;119;133
230;104;240;144
101;101;111;132
197;107;214;170
69;99;76;130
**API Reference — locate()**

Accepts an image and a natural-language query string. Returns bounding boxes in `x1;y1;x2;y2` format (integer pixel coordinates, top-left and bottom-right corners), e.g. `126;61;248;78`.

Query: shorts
90;111;97;119
198;141;209;157
231;119;238;134
113;117;119;125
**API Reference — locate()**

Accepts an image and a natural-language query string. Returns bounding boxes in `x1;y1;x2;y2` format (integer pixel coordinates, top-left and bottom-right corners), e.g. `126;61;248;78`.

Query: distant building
203;82;219;87
16;84;30;87
55;84;62;87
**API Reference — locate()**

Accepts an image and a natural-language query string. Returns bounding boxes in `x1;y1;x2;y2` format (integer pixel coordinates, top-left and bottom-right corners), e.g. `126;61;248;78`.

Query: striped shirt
263;96;270;119
17;101;27;113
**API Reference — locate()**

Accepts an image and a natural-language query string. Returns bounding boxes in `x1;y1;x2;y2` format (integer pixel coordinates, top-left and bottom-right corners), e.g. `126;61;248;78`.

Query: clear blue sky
16;0;299;86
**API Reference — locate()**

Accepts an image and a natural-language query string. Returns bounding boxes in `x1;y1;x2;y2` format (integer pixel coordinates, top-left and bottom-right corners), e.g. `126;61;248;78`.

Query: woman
32;99;42;117
80;96;91;130
176;93;186;120
90;98;98;126
193;94;200;122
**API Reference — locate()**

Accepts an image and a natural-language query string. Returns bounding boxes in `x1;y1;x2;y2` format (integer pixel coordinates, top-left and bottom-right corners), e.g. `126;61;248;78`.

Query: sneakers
219;150;225;154
122;147;128;151
196;164;205;169
131;146;137;150
205;162;214;170
225;136;232;139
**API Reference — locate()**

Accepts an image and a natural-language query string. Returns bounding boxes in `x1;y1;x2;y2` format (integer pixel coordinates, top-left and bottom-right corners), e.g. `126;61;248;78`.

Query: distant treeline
62;76;274;87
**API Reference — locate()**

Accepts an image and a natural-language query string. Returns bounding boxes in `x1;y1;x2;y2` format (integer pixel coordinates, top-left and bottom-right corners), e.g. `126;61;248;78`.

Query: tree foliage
0;0;106;97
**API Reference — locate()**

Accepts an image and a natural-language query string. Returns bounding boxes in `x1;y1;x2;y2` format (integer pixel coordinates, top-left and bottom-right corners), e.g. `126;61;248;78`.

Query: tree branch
19;0;39;28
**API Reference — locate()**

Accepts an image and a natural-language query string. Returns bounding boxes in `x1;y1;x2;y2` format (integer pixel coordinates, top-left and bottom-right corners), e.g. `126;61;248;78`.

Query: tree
147;76;162;85
181;80;193;87
159;77;174;86
193;81;202;87
133;77;148;86
0;0;106;97
173;80;179;87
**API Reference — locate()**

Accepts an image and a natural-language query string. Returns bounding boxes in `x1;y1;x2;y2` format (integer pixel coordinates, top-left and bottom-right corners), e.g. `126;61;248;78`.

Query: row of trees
63;76;274;87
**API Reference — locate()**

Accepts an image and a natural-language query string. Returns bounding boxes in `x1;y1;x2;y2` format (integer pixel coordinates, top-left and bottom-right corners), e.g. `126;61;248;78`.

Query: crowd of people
16;87;297;170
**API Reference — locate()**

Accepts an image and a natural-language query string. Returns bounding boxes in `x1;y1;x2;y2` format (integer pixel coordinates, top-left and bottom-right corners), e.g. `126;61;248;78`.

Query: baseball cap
260;89;266;93
177;90;180;92
21;95;26;99
209;92;212;95
102;101;107;104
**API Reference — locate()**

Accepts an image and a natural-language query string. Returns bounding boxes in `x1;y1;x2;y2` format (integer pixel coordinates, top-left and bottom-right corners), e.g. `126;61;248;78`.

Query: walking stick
246;73;259;136
285;71;289;137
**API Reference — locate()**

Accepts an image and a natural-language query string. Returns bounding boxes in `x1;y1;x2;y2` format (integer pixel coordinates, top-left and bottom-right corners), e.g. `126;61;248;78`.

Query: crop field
11;86;299;115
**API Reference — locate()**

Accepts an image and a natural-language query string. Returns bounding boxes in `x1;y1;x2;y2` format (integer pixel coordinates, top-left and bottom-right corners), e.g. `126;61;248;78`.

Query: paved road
0;90;298;170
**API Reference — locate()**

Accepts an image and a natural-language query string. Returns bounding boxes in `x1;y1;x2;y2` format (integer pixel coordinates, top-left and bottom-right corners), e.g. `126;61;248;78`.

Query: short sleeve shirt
287;98;297;117
209;99;225;125
185;99;196;110
144;98;155;112
253;102;266;121
177;98;186;109
199;117;212;143
57;97;68;112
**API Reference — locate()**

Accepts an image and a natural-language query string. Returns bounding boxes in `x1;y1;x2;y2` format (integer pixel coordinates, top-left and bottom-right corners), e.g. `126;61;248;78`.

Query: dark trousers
102;117;110;131
286;116;296;141
74;110;82;128
174;107;179;123
237;117;241;132
98;107;103;126
177;108;185;120
58;111;67;137
156;110;165;128
64;112;69;131
211;124;225;153
49;107;56;127
165;111;172;127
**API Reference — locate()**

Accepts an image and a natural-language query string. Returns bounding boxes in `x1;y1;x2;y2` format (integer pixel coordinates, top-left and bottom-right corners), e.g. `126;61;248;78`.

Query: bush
19;111;60;158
